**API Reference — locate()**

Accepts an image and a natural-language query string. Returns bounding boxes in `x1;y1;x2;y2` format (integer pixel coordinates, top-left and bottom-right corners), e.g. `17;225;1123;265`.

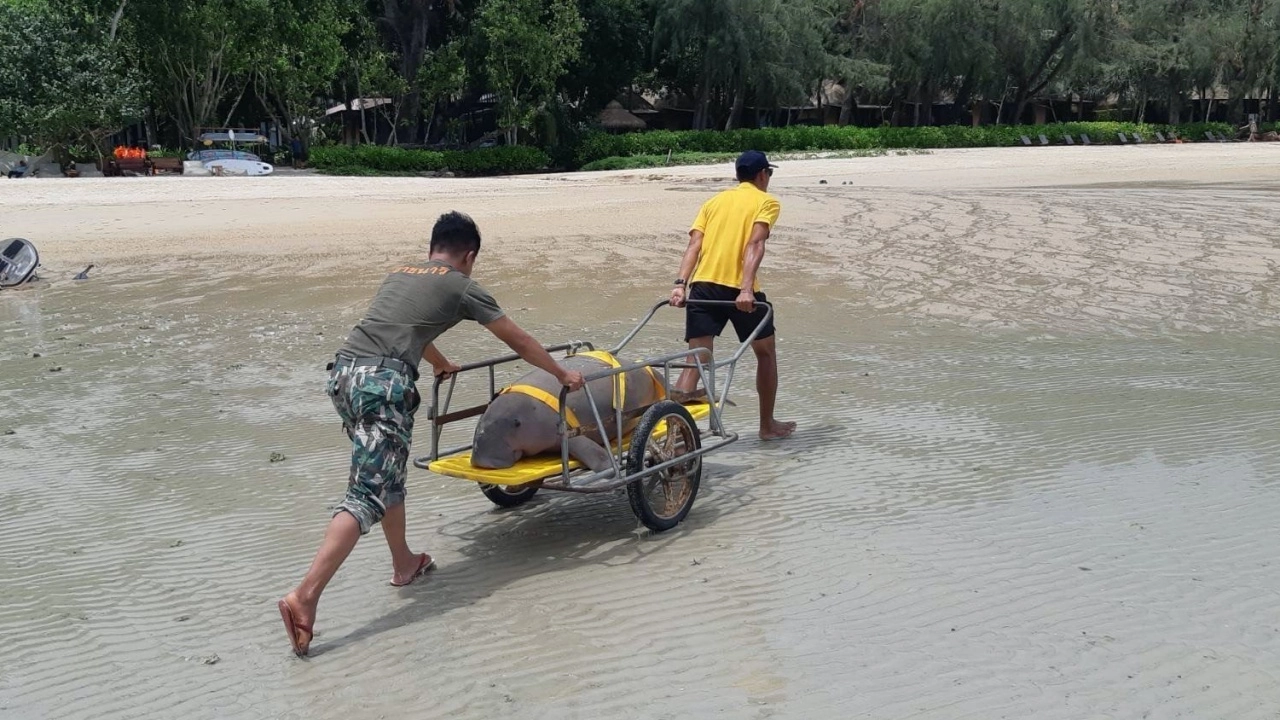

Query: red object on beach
112;146;146;159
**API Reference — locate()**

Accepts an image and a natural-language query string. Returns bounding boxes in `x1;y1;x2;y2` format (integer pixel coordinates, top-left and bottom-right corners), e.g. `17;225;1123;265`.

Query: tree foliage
3;0;1280;154
475;0;583;144
0;0;143;152
251;0;349;143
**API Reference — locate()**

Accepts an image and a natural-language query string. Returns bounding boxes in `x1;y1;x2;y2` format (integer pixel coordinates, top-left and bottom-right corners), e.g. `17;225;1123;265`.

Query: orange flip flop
277;599;313;657
389;553;435;587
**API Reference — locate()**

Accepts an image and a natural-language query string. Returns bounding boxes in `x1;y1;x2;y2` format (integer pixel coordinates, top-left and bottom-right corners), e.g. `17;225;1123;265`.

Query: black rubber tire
626;400;702;532
480;483;539;508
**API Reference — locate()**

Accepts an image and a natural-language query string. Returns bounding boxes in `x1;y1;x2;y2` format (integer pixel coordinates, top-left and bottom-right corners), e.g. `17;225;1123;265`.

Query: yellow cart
413;299;772;531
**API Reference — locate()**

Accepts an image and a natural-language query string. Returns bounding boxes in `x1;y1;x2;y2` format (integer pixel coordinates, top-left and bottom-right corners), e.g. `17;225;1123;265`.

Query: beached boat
0;238;39;287
204;158;274;176
188;129;269;163
187;148;262;162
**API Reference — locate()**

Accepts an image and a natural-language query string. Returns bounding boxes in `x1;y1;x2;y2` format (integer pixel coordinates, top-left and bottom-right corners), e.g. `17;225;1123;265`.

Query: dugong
471;351;668;472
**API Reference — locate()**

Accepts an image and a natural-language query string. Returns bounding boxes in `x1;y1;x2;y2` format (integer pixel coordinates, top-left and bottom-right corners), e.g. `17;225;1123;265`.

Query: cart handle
611;299;773;371
439;341;593;380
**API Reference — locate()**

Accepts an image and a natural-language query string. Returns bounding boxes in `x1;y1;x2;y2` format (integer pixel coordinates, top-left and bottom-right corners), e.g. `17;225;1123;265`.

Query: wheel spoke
647;435;664;463
630;404;702;528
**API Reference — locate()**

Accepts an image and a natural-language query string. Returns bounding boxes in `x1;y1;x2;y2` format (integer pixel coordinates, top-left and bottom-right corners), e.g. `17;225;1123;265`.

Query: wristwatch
673;279;686;286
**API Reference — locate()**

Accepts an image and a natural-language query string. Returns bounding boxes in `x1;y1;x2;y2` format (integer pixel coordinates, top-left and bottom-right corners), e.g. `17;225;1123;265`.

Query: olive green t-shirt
337;260;505;370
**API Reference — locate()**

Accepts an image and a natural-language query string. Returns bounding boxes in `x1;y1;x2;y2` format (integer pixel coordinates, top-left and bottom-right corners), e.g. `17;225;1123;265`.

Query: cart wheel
480;483;539;508
626;400;702;532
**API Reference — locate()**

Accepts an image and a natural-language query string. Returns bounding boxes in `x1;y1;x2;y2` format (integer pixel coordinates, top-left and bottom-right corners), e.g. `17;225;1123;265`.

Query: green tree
726;0;835;129
652;0;834;129
651;0;731;129
1214;0;1280;122
0;0;143;153
375;0;458;143
829;0;891;125
251;0;349;145
475;0;584;144
989;0;1113;124
126;0;266;144
865;0;995;125
557;0;649;118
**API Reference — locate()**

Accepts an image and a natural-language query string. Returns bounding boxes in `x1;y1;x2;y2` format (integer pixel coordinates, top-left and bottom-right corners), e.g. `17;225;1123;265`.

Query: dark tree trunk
839;82;856;126
378;0;453;144
953;70;976;123
1013;96;1028;125
725;81;746;130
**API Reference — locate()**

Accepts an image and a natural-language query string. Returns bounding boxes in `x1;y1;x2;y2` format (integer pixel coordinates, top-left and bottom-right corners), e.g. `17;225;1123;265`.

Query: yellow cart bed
413;299;771;532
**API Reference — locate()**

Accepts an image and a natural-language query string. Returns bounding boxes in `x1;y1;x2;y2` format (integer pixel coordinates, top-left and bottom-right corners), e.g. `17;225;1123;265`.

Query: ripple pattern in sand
2;276;1280;720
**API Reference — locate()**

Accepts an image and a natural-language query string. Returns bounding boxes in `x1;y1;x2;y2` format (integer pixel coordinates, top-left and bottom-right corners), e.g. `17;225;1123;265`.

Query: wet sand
2;145;1280;719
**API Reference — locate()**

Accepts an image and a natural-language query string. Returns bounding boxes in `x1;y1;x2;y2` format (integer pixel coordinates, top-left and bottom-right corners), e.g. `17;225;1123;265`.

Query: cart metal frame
413;299;772;495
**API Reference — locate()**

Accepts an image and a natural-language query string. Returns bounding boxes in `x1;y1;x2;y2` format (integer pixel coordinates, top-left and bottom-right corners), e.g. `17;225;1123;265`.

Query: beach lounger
1132;133;1145;144
1117;132;1130;144
1020;135;1033;146
1063;135;1075;146
1155;132;1168;143
1038;134;1050;146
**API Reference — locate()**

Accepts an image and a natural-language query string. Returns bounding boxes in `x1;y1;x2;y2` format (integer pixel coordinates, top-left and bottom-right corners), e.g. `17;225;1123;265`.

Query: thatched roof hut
599;100;648;132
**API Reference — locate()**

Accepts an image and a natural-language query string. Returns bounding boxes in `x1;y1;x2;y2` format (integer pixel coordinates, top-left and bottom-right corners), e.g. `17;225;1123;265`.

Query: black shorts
684;282;776;343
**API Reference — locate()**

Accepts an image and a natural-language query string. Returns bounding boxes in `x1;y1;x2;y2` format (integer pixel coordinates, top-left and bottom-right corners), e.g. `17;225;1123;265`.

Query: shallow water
3;264;1278;719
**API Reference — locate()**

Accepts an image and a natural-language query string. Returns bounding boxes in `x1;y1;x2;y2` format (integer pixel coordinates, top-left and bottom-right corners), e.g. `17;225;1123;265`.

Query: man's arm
421;343;461;378
736;221;771;311
482;316;585;390
670;229;704;308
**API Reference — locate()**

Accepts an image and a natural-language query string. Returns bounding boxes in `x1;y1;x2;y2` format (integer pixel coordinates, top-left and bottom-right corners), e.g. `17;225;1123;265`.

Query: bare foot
278;591;315;657
759;420;796;441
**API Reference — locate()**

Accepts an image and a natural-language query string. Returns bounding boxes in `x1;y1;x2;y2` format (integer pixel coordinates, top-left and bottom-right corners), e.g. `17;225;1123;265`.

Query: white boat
188;149;261;162
204;158;274;176
189;129;270;172
0;238;39;287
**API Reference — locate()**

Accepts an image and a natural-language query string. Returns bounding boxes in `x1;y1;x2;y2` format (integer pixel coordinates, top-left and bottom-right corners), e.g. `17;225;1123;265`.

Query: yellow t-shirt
689;182;781;292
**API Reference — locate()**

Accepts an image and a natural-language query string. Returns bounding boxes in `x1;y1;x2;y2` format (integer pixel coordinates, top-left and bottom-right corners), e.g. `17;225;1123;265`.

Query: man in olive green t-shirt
278;211;585;657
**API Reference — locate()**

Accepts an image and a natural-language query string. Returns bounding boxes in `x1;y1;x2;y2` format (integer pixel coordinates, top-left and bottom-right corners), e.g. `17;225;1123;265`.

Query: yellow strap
575;350;621;368
573;349;669;407
646;365;667;401
500;352;666;430
574;350;627;409
499;384;580;428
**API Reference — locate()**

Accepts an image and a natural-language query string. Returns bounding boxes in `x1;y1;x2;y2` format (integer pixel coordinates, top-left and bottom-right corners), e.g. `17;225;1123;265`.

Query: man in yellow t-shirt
670;150;796;440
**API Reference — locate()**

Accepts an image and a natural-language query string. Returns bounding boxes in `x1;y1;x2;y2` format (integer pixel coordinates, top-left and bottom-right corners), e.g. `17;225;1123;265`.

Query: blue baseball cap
735;150;777;177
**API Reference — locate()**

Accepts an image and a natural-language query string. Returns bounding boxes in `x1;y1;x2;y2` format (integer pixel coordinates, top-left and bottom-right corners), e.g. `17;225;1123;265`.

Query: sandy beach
2;144;1280;719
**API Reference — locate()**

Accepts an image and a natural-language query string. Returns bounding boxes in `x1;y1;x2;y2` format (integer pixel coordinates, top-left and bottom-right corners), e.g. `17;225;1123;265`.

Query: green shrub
309;144;549;176
581;153;740;172
441;145;550;175
573;121;1239;165
310;145;446;172
579;148;898;172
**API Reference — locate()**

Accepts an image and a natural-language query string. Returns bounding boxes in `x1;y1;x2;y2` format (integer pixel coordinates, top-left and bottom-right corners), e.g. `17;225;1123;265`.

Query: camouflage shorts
326;363;421;534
